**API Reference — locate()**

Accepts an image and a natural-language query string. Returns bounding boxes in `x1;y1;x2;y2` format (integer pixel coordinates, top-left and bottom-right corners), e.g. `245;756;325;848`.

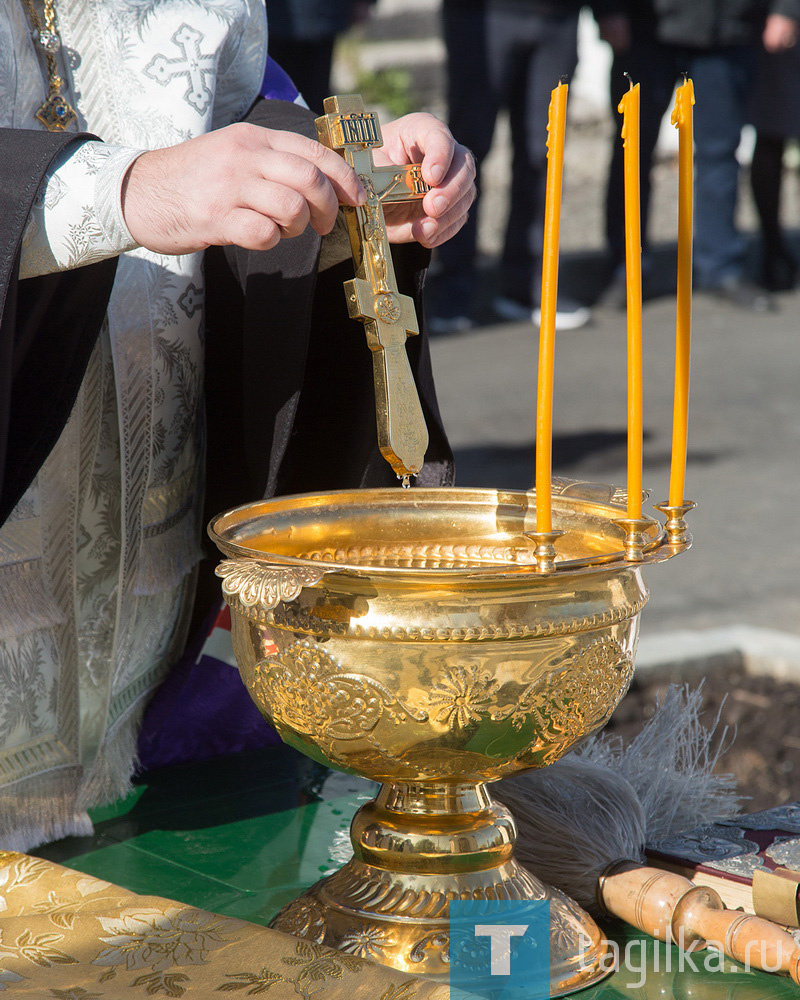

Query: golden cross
316;95;431;480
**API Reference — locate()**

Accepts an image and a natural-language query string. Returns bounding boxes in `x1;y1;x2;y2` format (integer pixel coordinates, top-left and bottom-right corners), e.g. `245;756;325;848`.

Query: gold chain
21;0;77;130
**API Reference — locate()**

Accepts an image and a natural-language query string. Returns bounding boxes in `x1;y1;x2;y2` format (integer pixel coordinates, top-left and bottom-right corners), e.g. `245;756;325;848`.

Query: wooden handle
600;862;800;984
600;862;697;941
686;903;800;985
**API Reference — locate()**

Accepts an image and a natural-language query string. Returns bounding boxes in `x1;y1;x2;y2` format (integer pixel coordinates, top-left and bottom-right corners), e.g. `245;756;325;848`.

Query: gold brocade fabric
0;852;448;999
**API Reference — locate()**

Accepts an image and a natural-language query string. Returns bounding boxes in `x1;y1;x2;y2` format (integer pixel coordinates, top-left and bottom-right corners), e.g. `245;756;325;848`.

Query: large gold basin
209;483;688;995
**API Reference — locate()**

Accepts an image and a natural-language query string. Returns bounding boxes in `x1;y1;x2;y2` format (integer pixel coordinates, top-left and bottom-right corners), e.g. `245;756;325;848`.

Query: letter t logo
474;924;529;975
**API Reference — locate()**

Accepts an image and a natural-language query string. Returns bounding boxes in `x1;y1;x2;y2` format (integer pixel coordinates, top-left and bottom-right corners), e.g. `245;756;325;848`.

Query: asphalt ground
426;254;800;639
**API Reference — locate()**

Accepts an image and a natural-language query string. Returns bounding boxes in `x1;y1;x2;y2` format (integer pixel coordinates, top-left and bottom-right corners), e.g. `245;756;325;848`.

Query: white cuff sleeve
19;140;145;279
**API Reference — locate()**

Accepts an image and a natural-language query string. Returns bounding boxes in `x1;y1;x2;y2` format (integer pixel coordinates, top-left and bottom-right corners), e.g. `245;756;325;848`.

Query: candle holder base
613;517;657;562
524;529;566;573
653;501;696;545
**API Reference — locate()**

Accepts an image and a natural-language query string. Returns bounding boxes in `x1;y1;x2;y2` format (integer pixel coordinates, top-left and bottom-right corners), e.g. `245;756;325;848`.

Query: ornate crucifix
316;95;431;482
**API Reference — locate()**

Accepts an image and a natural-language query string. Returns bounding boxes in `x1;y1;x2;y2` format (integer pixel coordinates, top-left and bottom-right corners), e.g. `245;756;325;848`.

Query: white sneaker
533;299;591;331
494;295;591;330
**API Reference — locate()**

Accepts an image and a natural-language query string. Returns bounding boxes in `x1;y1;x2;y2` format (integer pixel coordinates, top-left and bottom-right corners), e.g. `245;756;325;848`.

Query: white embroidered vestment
0;0;267;849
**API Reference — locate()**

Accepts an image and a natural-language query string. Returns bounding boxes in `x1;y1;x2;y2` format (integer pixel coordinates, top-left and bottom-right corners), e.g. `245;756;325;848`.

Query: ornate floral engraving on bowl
251;640;427;743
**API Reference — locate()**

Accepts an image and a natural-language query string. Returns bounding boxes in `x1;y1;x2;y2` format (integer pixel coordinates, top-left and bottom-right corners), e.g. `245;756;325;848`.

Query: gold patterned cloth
0;852;449;999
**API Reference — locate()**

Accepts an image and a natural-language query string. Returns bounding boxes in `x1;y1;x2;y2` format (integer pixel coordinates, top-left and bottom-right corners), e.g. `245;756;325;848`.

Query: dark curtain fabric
0;128;117;525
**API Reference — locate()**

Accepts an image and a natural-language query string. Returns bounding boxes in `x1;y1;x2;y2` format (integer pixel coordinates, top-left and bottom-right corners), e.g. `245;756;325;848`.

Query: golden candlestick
613;515;658;563
525;528;566;573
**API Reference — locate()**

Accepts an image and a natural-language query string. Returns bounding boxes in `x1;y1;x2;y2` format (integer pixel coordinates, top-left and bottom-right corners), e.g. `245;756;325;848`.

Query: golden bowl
209;483;688;996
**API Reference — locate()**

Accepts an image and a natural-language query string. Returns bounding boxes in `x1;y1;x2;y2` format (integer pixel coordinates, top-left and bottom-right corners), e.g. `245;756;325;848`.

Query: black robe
0;102;454;619
0;128;118;525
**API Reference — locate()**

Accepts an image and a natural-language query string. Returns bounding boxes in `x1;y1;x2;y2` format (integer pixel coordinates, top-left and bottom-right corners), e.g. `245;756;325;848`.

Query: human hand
374;112;476;248
597;14;631;53
763;13;798;51
121;122;366;254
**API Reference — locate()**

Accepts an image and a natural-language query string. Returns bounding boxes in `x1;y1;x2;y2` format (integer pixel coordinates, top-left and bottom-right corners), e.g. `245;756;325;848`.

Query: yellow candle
618;80;643;521
536;81;568;533
669;78;695;507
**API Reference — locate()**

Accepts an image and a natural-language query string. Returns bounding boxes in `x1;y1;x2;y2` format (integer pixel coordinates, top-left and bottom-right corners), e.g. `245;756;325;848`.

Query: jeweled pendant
36;91;77;131
35;28;60;53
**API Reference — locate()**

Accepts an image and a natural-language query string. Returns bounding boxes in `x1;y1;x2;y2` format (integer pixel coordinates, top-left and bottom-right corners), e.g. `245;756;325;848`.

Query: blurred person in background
749;40;800;291
597;0;799;313
429;0;619;335
267;0;375;113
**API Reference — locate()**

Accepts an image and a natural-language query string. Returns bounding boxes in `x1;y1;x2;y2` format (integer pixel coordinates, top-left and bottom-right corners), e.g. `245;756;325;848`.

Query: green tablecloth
33;747;796;999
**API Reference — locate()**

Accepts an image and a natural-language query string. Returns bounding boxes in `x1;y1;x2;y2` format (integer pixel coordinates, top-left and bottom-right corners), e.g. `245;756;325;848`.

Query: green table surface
33;747;796;999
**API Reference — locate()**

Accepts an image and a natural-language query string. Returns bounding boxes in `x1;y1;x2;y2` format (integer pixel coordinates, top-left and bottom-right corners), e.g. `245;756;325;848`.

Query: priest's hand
374;113;477;248
121;123;367;254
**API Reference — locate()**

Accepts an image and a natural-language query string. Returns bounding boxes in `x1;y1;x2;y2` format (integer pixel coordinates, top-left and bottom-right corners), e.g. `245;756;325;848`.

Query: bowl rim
208;485;679;580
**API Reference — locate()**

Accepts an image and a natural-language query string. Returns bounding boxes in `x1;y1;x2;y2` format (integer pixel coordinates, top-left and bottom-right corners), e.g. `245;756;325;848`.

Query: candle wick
624;71;634;88
559;75;569;86
681;70;688;83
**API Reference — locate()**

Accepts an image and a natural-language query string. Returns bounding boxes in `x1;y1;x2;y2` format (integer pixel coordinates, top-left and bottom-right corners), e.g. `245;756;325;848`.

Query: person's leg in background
602;37;678;307
751;130;798;290
493;7;588;328
429;1;499;333
691;45;772;310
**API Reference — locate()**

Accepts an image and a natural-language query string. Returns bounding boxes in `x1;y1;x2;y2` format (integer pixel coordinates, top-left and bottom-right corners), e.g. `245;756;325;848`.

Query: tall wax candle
618;80;643;521
669;78;695;507
535;81;568;534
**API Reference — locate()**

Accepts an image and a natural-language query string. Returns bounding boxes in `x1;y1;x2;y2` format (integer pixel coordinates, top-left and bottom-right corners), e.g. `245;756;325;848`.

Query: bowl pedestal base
270;781;612;996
